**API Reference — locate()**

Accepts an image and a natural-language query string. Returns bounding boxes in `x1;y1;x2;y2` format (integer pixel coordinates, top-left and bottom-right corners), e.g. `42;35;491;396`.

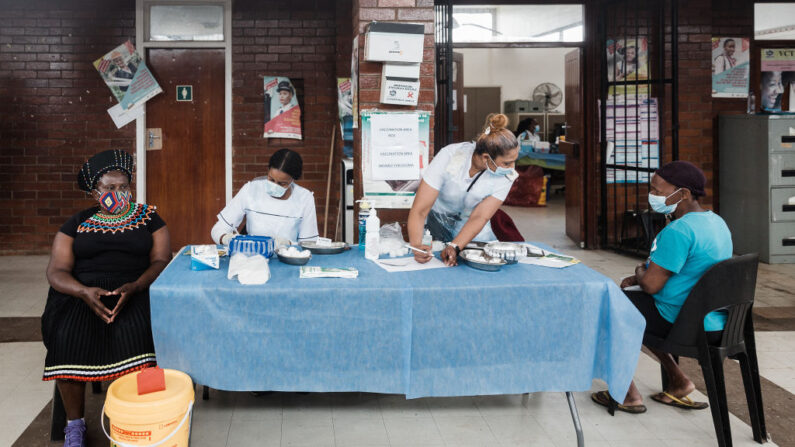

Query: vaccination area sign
361;111;430;209
711;37;750;98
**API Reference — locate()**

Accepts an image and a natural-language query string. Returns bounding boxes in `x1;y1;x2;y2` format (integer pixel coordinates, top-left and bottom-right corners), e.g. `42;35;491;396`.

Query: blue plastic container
229;235;274;258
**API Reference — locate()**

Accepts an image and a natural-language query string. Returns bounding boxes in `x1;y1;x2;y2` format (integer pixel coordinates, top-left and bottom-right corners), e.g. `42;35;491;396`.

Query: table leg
565;392;585;447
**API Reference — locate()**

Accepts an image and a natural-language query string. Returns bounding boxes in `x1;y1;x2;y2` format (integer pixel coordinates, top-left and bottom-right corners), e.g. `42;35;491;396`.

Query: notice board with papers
361;110;430;209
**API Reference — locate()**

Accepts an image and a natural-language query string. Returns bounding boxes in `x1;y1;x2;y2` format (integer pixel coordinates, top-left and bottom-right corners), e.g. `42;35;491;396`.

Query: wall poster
761;48;795;112
263;76;302;139
94;40;162;111
711;37;750;98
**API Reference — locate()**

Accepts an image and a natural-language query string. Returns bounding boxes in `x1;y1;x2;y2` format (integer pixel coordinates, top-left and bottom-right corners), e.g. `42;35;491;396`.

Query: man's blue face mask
648;188;683;215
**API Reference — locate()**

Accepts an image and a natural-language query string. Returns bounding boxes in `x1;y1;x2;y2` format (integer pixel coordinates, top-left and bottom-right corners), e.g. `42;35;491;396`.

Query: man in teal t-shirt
592;161;733;415
650;210;732;331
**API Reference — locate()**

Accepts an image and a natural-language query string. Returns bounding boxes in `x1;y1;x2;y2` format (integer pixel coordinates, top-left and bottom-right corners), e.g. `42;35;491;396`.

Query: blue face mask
486;155;517;178
265;179;289;198
648;188;683;215
534;125;541;133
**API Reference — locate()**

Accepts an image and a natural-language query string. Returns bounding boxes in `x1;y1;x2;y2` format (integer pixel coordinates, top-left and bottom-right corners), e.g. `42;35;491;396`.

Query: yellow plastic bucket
103;369;195;447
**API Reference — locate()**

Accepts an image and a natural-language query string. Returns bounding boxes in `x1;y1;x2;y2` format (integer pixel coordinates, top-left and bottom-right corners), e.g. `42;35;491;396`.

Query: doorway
435;2;588;247
135;0;232;252
145;49;225;251
456;46;579;246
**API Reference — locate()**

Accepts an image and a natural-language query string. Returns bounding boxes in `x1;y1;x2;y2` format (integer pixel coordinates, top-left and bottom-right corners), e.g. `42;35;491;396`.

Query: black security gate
599;0;679;256
435;0;454;149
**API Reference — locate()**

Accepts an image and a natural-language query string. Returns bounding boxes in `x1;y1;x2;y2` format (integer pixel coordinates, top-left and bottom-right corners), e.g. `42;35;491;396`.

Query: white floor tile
383;416;444;446
332;415;389;447
224;417;281;447
433;415;499;446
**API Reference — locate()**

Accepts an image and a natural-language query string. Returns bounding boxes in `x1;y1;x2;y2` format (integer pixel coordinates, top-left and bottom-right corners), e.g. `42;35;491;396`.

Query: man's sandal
591;390;647;414
651;391;709;410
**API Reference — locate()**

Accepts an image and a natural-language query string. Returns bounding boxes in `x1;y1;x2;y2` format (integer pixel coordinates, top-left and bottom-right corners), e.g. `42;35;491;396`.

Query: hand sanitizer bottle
364;207;380;261
421;229;432;247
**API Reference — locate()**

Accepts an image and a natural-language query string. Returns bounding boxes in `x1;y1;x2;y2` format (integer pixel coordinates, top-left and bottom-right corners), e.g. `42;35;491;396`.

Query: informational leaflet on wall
95;41;162;116
760;48;795;112
263;76;302;140
361;111;430;208
604;97;659;184
711;37;750;98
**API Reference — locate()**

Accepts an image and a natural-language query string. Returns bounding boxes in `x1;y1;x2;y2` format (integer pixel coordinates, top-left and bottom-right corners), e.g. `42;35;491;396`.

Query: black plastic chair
643;253;766;447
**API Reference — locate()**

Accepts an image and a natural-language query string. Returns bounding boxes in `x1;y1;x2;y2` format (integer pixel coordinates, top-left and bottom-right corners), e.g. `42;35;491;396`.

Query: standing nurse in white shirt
211;148;319;247
408;113;519;266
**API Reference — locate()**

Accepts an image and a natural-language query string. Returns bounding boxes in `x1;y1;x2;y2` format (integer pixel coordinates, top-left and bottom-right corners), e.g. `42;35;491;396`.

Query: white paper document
373;256;447;273
369;113;420;181
107;102;144;129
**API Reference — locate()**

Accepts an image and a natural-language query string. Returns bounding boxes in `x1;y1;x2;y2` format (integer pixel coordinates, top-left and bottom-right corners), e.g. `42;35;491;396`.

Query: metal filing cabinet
719;115;795;263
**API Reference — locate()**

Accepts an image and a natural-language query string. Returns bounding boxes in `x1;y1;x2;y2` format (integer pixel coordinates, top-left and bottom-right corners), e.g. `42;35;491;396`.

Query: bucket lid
105;369;194;421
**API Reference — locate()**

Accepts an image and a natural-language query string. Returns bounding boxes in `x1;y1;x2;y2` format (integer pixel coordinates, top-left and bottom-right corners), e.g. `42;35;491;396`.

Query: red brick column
351;0;435;238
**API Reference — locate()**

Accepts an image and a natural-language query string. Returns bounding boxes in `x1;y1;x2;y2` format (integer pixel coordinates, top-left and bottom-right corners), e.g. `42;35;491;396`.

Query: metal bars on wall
599;0;679;256
435;0;454;149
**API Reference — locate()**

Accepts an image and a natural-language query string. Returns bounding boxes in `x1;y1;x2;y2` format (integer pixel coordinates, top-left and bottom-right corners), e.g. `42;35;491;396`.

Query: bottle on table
357;199;371;251
364;207;380;261
421;229;432;248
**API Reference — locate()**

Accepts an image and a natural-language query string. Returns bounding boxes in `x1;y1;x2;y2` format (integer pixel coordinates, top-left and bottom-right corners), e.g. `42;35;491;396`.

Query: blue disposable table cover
150;244;645;400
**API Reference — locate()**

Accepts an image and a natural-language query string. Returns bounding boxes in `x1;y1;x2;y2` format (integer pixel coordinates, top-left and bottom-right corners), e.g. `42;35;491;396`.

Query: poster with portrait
361;111;430;209
263;76;302;139
760;49;795;112
337;78;354;158
711;37;750;98
606;38;649;96
351;35;360;128
94;41;162;110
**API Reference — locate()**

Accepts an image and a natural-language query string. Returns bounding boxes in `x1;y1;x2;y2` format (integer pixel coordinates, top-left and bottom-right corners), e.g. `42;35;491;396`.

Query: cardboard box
365;22;424;63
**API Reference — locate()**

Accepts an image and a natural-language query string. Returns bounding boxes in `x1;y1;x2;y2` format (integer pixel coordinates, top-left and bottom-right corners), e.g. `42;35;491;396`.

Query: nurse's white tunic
211;178;319;244
422;142;515;242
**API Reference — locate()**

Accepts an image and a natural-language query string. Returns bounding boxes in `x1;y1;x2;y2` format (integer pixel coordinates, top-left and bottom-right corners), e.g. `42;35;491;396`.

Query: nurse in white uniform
408;113;519;266
211;148;319;246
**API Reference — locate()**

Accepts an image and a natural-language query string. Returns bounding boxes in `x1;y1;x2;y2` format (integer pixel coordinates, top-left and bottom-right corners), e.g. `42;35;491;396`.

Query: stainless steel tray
458;249;506;272
300;241;350;255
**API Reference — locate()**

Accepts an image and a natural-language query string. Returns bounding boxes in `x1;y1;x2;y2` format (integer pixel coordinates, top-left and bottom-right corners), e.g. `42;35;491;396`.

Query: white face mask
648;188;683;215
264;179;289;198
486;154;516;178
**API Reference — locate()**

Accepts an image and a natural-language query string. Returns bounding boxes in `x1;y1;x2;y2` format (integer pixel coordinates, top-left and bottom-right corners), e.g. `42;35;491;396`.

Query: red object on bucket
137;367;166;395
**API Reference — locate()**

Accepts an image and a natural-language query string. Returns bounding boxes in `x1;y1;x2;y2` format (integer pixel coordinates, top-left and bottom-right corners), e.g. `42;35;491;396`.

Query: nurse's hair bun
485;113;509;133
475;113;518;158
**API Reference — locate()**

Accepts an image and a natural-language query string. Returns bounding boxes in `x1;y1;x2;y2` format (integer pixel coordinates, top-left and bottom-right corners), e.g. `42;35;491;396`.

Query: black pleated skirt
41;274;157;382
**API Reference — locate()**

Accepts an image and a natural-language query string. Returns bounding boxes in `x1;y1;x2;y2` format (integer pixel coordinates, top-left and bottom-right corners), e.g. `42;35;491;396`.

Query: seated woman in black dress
43;149;170;446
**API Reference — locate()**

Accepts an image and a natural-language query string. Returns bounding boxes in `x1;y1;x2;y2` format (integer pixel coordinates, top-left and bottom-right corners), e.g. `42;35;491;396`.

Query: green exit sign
176;85;193;102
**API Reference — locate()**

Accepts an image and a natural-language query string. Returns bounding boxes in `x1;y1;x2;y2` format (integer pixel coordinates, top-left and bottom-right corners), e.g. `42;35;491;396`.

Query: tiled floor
179;350;775;447
3;194;794;446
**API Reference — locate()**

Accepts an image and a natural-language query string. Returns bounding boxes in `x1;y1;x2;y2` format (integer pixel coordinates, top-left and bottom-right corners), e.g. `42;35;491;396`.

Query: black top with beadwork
59;203;166;284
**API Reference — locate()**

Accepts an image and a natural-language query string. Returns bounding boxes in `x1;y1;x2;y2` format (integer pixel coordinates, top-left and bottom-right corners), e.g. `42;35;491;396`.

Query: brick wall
231;0;350;240
0;0;352;254
674;0;753;210
0;0;136;254
351;0;435;236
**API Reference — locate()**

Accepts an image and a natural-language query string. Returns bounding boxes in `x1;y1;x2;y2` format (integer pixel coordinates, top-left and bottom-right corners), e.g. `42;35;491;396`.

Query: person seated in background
515;118;541;147
592;160;732;413
211;148;318;248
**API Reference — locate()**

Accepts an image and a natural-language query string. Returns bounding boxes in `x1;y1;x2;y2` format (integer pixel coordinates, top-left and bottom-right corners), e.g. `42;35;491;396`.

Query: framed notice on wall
361;110;430;209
